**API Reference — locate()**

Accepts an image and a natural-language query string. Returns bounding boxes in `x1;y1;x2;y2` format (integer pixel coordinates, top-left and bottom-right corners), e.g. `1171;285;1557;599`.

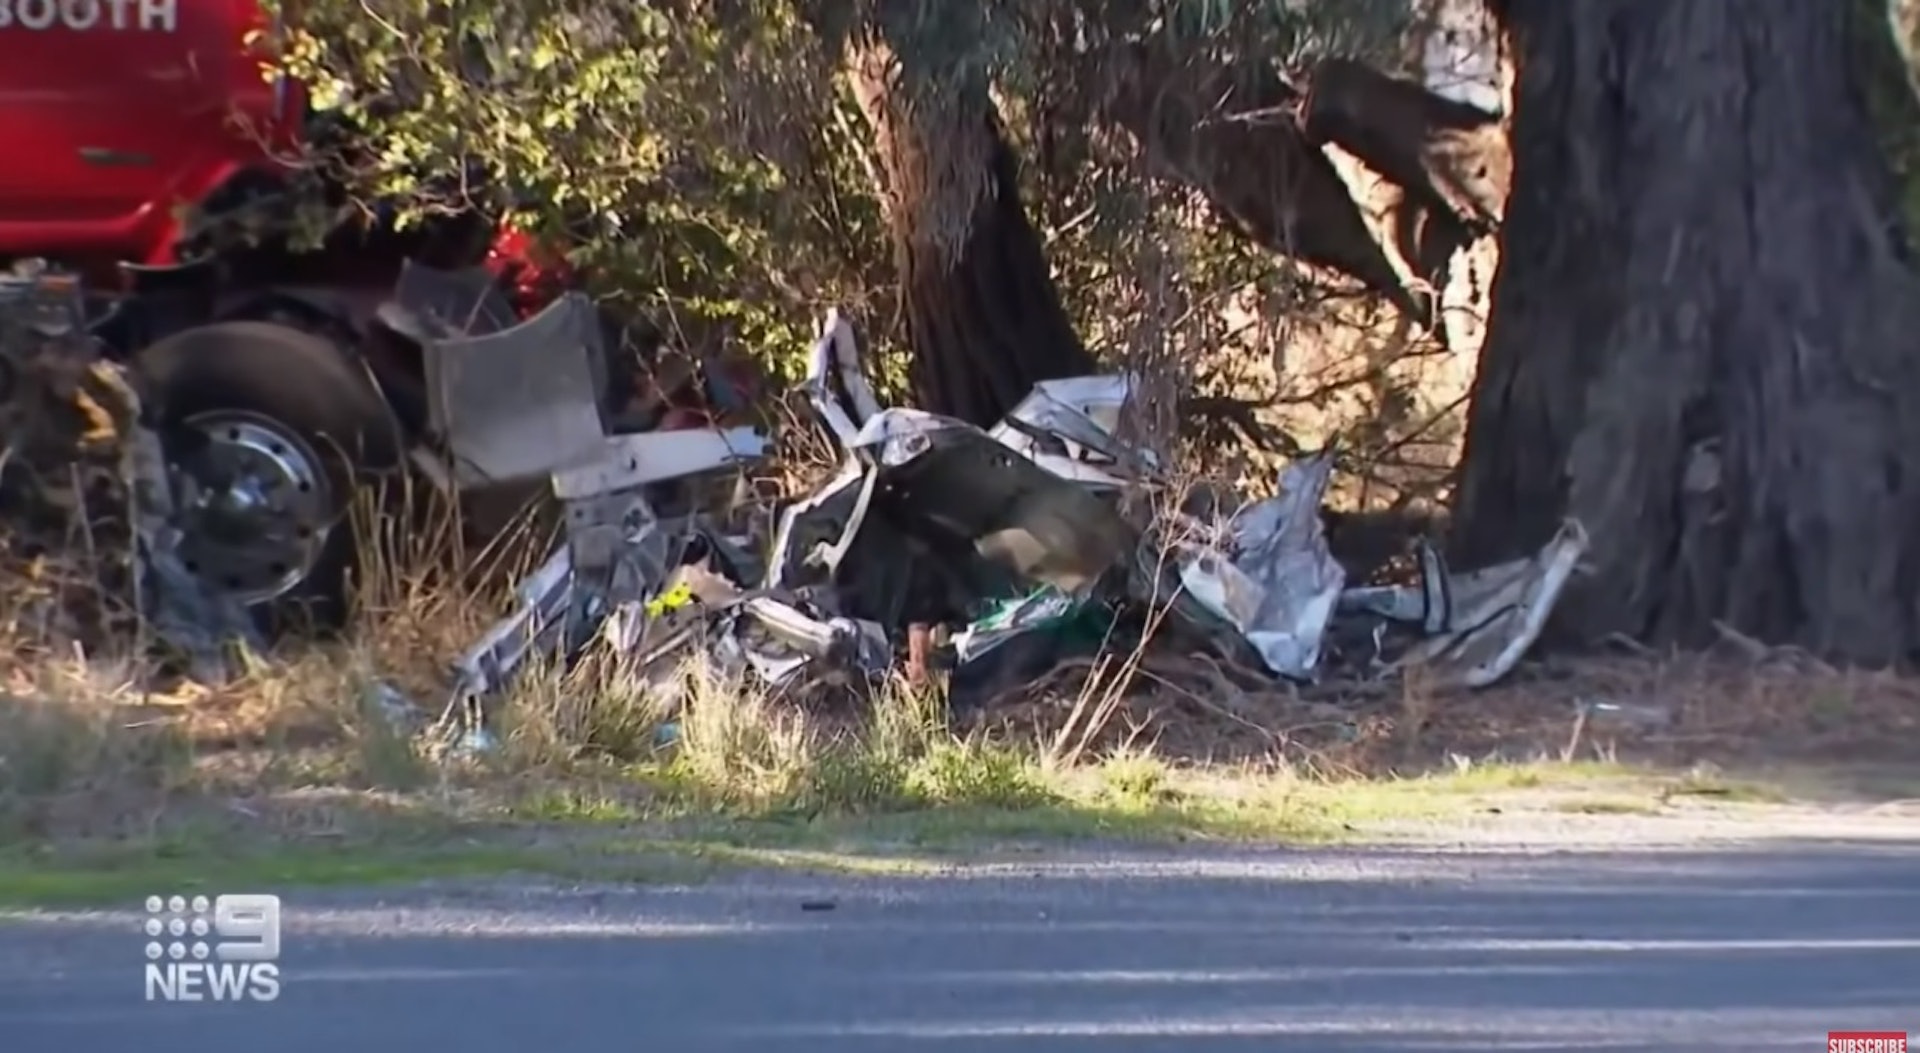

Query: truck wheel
133;321;402;635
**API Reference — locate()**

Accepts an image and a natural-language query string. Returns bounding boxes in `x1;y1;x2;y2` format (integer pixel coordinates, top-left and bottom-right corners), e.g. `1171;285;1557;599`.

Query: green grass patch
2;752;1718;910
0;822;746;909
0;843;549;909
2;637;1838;913
0;761;1491;908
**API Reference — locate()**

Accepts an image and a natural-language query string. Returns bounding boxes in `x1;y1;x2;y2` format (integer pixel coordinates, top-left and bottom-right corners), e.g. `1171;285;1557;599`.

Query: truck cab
0;0;299;283
0;0;647;633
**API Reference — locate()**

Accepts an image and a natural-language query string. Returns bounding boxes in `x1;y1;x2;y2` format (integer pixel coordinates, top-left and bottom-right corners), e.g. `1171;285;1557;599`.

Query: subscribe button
1831;1034;1907;1053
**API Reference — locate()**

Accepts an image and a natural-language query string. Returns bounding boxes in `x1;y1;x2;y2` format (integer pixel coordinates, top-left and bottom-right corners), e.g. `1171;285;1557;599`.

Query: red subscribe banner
1830;1034;1907;1053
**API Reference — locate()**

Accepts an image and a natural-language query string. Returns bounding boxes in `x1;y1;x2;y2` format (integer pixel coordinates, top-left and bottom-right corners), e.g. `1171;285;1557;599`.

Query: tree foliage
261;0;1418;382
266;0;887;376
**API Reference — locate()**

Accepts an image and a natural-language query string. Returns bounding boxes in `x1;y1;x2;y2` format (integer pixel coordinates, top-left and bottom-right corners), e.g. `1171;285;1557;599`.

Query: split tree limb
1302;57;1511;236
1099;45;1436;333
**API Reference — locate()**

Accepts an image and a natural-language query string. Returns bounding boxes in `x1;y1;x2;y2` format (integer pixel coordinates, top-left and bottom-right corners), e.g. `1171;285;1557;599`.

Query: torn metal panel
1346;518;1589;688
562;489;671;631
988;375;1158;489
1177;454;1348;681
804;309;1147;487
779;422;1136;626
751;315;1150;688
808;316;1138;600
549;427;769;497
1338;539;1452;634
712;597;891;690
802;309;883;448
765;458;868;590
845;407;966;467
419;290;613;488
777;323;1138;623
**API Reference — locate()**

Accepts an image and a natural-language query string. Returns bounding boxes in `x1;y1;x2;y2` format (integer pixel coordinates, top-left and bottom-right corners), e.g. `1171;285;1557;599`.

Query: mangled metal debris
1176;454;1347;681
433;420;771;739
1171;460;1591;689
379;264;776;743
952;587;1085;664
1339;518;1589;688
431;305;1592;748
988;375;1162;490
735;313;1142;685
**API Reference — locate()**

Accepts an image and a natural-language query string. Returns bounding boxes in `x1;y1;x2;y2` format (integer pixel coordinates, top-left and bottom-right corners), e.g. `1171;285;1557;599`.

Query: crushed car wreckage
434;308;1593;750
0;253;1590;747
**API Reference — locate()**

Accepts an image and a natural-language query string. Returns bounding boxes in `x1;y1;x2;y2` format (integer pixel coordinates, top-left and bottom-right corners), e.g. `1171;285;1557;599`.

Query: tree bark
1452;0;1920;664
849;50;1094;427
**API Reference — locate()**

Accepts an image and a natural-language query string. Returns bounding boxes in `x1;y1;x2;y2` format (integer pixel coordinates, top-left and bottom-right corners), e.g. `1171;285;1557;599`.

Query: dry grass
7;574;1919;906
9;451;1920;857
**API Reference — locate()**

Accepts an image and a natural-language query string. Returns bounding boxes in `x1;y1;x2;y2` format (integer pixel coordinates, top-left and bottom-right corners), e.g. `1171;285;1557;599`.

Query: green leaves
247;0;1412;384
252;0;881;370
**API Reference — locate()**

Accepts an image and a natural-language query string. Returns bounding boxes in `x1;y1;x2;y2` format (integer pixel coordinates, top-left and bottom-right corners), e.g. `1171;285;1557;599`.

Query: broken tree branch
1302;57;1511;236
1098;43;1437;333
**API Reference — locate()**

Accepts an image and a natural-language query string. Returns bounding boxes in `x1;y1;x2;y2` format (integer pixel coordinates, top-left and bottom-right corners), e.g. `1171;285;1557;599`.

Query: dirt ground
973;643;1920;796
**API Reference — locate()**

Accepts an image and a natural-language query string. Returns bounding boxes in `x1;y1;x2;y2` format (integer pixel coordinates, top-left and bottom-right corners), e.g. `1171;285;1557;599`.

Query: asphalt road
1;840;1916;1051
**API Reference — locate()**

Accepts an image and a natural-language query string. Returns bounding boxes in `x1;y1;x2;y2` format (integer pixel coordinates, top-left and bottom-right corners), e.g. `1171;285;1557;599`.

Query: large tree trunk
1451;0;1920;664
849;51;1094;426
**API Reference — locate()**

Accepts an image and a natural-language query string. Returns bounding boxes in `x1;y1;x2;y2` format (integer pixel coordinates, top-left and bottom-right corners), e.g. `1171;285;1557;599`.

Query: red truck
0;0;703;632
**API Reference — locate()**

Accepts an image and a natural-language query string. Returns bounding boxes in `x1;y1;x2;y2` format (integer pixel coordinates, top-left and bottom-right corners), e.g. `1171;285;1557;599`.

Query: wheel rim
170;411;333;605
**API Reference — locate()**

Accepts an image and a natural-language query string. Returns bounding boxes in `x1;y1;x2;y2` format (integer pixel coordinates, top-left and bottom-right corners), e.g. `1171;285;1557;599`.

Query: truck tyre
133;321;402;636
